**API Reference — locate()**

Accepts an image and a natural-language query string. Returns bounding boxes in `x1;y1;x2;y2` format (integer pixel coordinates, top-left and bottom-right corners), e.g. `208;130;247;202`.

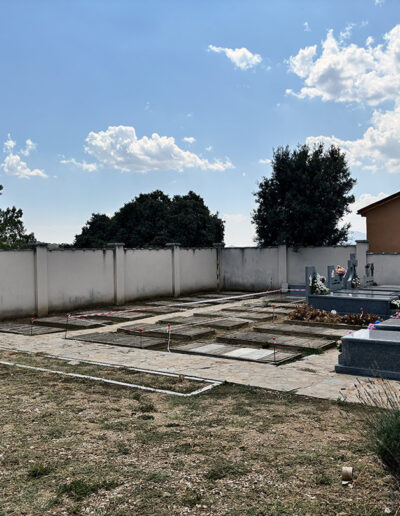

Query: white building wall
0;250;35;318
179;248;217;293
47;249;115;311
220;247;279;291
287;246;356;285
367;253;400;285
124;248;173;300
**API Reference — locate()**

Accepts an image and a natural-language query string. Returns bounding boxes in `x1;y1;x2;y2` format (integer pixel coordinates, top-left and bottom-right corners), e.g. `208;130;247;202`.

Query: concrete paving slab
72;332;166;349
160;315;250;330
118;323;215;341
34;316;110;330
0;322;63;335
88;311;155;322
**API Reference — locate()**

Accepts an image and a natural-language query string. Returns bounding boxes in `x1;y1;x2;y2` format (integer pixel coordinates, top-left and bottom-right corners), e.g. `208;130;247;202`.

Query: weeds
27;462;51;478
289;304;382;326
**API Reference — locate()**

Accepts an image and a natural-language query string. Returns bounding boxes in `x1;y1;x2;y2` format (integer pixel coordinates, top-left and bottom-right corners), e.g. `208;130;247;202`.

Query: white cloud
304;22;311;32
182;136;196;144
205;145;213;152
258;158;271;165
1;135;46;178
60;157;97;172
306;103;400;173
339;23;355;42
341;192;388;232
287;25;400;106
375;0;384;5
208;44;262;70
223;213;256;247
83;125;234;173
20;138;36;156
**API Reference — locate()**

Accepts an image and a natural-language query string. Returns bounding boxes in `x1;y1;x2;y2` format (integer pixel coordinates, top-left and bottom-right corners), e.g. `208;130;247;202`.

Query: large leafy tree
252;144;356;247
74;190;224;248
0;185;36;249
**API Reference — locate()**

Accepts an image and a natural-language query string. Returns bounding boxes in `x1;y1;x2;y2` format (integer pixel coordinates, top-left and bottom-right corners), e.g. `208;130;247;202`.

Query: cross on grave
305;266;316;299
327;265;343;292
362;262;375;288
342;253;359;290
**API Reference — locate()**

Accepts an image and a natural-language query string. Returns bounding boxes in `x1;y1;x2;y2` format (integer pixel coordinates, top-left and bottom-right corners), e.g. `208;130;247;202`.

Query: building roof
357;191;400;216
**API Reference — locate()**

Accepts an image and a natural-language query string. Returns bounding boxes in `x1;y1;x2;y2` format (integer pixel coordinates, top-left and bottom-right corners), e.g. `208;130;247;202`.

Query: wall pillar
213;242;225;292
33;243;49;317
166;243;181;297
356;240;370;287
278;244;288;292
107;243;125;306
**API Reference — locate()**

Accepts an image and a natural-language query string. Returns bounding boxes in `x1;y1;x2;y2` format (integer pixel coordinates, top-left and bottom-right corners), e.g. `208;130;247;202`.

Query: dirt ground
0;349;398;515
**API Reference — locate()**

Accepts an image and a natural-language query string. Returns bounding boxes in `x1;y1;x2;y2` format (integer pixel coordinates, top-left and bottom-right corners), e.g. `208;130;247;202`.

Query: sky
1;0;399;246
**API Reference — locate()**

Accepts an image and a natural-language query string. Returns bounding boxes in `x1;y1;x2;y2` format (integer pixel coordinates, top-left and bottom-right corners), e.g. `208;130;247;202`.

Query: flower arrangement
351;276;361;289
311;273;329;295
336;265;347;276
391;299;400;309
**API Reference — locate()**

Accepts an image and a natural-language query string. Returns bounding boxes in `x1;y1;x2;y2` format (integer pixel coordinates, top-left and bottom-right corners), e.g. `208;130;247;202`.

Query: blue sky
1;0;399;245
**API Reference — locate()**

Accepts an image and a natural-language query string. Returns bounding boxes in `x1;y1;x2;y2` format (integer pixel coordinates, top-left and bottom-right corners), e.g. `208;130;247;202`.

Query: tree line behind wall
74;190;224;248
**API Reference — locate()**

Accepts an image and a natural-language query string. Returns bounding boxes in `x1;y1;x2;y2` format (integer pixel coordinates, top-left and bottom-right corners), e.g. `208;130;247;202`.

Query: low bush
357;378;400;477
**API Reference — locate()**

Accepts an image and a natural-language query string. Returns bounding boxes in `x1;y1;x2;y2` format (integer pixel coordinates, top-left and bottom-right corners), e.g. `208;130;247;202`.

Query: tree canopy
0;185;36;249
252;144;356;247
74;190;224;248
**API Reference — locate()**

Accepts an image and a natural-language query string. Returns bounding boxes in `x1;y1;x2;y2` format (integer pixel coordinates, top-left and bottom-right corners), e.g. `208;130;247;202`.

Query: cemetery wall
124;248;173;300
47;249;115;312
179;248;218;293
0;249;36;318
287;246;356;285
368;252;400;285
220;247;280;290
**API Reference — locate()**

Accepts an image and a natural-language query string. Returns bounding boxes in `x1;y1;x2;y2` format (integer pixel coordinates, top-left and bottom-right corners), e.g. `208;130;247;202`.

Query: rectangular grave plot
217;331;329;351
140;306;186;315
0;322;63;335
173;342;300;365
375;318;400;332
336;329;400;380
73;332;166;349
205;318;250;330
192;311;225;319
33;316;109;330
100;312;155;322
220;310;274;322
158;316;210;326
119;324;215;341
254;323;344;340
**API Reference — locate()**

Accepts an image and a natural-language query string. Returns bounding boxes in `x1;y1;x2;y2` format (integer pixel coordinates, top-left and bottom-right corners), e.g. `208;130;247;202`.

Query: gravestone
362;262;375;288
305;266;316;298
327;265;343;292
342;253;358;290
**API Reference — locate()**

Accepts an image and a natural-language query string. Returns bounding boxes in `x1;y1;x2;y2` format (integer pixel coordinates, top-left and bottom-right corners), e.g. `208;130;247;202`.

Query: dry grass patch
0;349;398;515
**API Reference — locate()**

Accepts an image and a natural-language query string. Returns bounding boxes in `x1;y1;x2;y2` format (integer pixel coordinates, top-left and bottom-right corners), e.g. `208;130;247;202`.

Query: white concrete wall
287;246;356;285
179;248;217;293
220;247;279;291
367;253;400;285
124;249;173;300
47;249;115;311
0;250;36;318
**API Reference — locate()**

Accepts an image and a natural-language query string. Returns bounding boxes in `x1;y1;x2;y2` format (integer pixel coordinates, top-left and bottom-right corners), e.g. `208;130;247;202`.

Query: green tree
0;185;36;249
252;144;356;247
74;190;224;248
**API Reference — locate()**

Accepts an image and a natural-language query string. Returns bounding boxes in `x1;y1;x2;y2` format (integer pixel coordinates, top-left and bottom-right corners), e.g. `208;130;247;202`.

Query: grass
0;349;398;514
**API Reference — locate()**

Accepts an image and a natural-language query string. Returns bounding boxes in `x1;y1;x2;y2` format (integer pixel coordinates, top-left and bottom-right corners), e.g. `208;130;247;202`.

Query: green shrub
357;378;400;476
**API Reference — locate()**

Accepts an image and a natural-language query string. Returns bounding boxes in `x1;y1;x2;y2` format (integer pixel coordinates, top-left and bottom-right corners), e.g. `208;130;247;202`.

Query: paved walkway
0;300;398;404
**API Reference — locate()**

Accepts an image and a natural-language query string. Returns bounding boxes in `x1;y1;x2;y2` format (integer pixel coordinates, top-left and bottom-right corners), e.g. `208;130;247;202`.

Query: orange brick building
358;191;400;252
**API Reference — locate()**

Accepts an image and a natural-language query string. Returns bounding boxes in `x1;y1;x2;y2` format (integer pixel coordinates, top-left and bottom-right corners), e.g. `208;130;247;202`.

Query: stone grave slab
96;311;154;322
33;316;110;330
72;332;166;349
174;341;300;365
220;309;274;322
0;322;63;335
139;306;186;314
336;328;400;380
374;318;400;332
217;331;331;351
254;322;344;340
160;315;250;330
118;323;215;341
